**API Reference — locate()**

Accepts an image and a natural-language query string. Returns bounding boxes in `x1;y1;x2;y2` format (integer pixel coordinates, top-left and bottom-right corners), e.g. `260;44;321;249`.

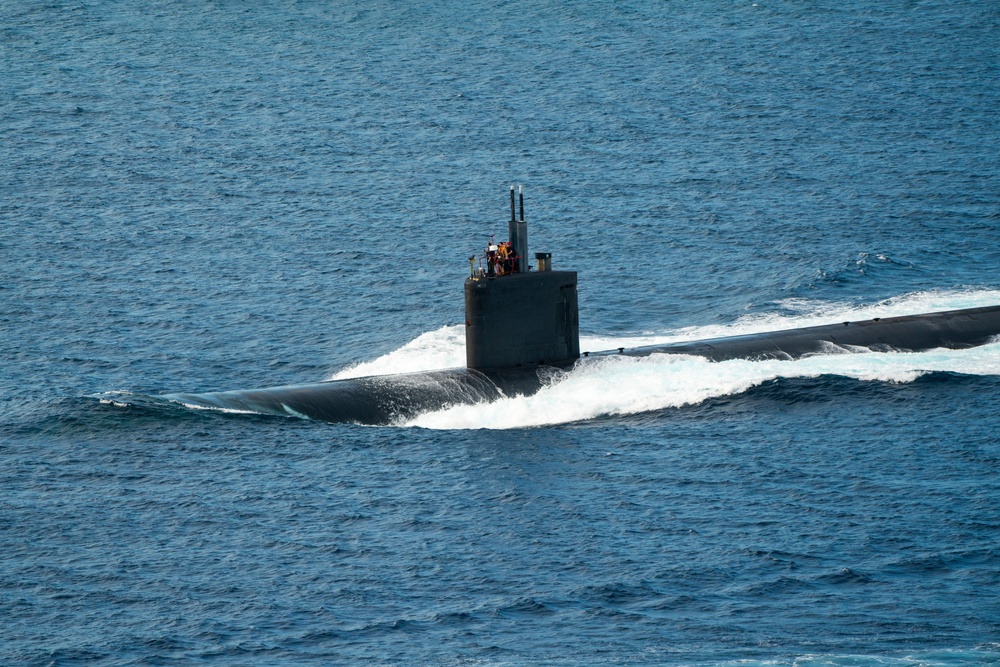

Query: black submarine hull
597;304;1000;361
162;367;548;426
162;305;1000;425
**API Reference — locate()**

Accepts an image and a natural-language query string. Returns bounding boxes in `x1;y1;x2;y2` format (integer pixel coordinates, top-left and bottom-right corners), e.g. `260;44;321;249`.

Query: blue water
3;1;999;664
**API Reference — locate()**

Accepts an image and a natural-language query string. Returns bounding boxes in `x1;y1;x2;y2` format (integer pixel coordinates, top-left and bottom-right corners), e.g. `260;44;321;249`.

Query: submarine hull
608;304;1000;361
162;367;549;426
163;305;1000;425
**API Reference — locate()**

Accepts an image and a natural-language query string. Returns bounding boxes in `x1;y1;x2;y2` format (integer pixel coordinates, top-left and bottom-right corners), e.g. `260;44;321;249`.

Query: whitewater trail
327;290;1000;429
408;343;1000;429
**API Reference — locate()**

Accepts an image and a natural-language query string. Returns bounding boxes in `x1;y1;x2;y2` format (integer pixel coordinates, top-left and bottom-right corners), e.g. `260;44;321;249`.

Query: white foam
99;398;131;408
329;325;467;380
169;400;261;416
96;390;138;409
407;342;1000;429
318;289;1000;429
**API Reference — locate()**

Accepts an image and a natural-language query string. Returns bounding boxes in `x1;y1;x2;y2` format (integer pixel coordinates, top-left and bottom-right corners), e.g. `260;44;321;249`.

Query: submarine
164;187;1000;425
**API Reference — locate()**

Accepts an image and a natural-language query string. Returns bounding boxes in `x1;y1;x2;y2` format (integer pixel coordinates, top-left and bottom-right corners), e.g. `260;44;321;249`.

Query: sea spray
406;342;1000;429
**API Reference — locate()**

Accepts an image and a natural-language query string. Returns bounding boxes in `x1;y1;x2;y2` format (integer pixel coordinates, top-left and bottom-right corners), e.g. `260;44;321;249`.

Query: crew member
487;240;498;277
496;242;509;276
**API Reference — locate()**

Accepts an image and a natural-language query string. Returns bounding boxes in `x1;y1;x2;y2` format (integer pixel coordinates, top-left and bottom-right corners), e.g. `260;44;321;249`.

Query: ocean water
2;1;999;665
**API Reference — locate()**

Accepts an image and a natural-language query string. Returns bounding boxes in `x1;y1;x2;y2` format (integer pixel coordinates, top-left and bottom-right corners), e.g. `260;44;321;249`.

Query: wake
327;289;1000;429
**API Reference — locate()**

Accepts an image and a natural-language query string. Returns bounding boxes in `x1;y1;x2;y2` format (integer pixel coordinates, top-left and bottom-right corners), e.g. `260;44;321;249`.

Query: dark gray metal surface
464;270;580;370
599;305;1000;361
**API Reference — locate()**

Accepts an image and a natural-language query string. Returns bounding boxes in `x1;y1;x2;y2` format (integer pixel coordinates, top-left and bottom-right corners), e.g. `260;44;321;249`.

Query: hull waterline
162;305;1000;425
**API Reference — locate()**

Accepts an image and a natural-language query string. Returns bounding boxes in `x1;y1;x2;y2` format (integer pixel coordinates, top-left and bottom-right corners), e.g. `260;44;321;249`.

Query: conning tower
464;187;580;370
